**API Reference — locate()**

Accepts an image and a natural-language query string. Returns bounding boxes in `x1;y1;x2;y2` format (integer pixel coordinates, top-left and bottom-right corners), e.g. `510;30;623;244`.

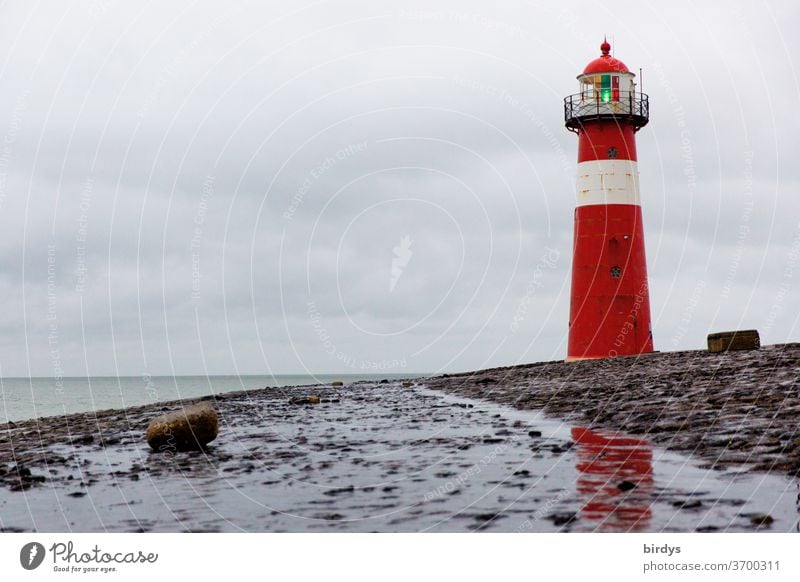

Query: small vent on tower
610;266;622;278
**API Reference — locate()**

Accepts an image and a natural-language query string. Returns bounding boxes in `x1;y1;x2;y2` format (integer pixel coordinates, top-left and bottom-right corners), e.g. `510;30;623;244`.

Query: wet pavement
425;343;800;476
1;381;797;532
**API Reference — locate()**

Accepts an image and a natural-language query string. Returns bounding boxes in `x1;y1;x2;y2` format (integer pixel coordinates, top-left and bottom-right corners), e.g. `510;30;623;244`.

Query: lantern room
564;39;649;132
577;71;635;105
578;38;634;102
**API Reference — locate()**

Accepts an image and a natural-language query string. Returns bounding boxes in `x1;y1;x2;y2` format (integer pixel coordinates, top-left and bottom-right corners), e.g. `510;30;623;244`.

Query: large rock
146;403;219;452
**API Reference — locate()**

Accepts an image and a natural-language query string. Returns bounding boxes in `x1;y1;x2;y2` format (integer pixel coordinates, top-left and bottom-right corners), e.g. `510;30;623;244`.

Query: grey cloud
0;0;797;376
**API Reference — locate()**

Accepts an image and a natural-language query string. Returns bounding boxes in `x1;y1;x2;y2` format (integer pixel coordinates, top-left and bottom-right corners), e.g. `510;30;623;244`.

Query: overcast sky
0;0;797;378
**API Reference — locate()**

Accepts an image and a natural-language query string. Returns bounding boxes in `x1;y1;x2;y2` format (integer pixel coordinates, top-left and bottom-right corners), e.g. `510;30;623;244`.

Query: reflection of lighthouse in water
572;427;654;531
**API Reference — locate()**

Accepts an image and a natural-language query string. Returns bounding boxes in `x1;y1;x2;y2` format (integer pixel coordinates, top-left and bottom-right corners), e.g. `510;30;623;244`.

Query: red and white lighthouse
564;39;654;361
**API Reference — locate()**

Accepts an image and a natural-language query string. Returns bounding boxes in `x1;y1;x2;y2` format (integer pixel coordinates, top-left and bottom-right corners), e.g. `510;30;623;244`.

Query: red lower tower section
570;203;653;358
564;39;654;360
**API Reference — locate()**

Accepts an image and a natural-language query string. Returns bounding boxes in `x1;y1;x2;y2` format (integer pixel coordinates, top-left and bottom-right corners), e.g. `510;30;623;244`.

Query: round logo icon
20;542;46;570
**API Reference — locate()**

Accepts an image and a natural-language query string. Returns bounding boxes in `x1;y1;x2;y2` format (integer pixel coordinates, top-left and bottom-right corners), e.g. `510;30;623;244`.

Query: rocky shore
0;344;798;532
425;342;800;477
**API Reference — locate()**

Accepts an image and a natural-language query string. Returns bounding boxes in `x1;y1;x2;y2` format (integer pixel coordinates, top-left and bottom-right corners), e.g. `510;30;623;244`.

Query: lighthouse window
599;75;611;102
593;74;620;102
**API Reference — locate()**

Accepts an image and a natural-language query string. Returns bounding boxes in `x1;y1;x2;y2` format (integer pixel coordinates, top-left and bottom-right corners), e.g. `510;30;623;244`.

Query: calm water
1;384;796;532
0;373;423;423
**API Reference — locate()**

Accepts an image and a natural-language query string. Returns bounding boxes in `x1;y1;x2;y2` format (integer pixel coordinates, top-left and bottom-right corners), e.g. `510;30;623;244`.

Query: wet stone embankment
426;343;800;477
0;345;798;532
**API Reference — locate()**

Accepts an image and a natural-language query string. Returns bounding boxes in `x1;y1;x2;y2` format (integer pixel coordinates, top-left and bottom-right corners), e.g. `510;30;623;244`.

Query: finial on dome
600;36;611;56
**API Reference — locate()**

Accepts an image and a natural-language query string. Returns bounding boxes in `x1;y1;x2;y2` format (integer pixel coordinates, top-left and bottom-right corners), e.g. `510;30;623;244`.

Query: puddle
0;383;797;532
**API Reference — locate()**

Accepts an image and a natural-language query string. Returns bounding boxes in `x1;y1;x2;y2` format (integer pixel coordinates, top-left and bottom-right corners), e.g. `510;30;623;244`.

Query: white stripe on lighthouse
575;159;640;207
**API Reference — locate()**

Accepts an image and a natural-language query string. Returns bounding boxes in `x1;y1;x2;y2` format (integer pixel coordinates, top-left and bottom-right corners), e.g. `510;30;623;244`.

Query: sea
0;373;424;424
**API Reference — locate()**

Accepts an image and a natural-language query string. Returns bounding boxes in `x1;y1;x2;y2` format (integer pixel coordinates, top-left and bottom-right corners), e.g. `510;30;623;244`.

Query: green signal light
601;89;612;102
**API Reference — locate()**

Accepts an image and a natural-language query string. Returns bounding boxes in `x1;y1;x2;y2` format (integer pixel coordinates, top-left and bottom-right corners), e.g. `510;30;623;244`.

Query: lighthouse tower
564;39;653;361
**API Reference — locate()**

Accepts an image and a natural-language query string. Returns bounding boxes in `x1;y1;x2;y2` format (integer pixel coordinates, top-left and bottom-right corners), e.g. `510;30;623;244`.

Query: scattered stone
402;382;413;388
379;379;389;384
69;434;94;445
323;485;355;496
145;403;219;452
617;480;637;492
474;512;506;522
13;465;31;479
421;343;800;481
290;396;321;405
673;499;703;510
331;381;344;387
476;377;495;385
748;514;774;527
5;464;46;491
4;345;800;532
547;512;578;527
67;491;87;498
